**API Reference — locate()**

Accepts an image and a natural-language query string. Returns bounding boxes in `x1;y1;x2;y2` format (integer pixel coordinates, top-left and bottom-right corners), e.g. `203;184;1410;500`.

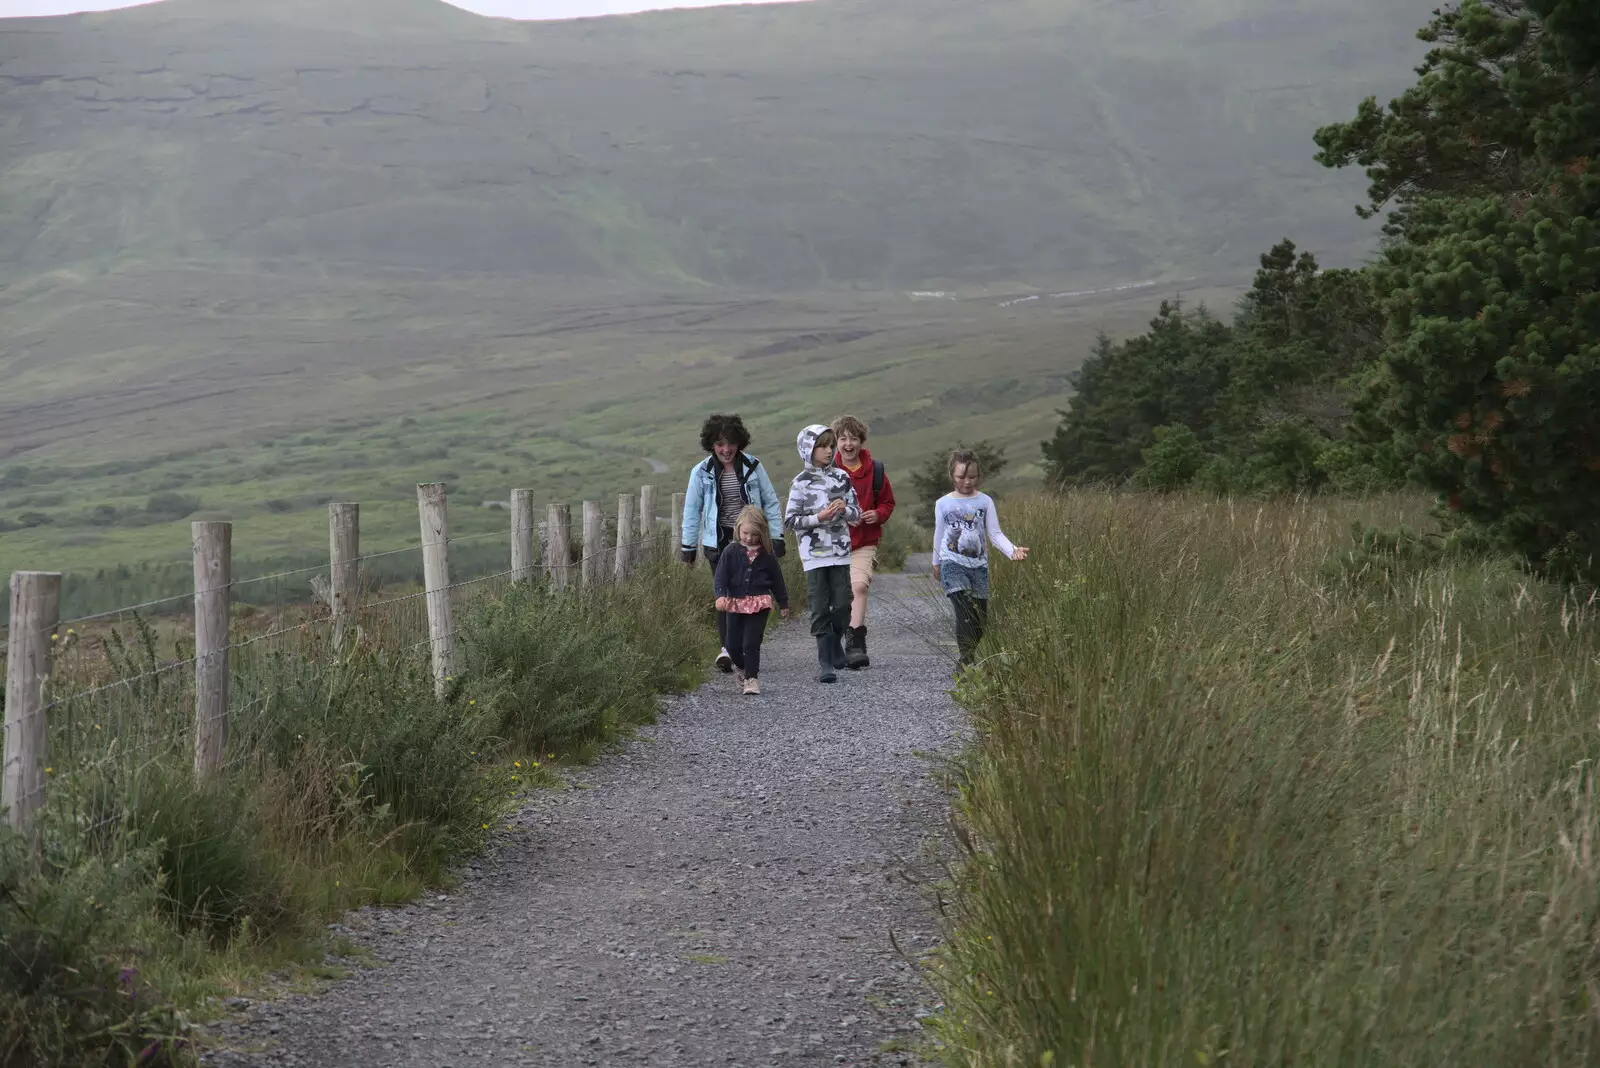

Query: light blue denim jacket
680;452;785;557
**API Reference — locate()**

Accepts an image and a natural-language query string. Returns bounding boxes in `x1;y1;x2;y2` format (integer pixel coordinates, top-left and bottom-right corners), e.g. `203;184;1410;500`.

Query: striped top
716;466;744;528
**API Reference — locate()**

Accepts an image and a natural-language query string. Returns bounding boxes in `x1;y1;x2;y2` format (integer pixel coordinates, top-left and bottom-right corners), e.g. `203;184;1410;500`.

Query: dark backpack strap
872;460;885;502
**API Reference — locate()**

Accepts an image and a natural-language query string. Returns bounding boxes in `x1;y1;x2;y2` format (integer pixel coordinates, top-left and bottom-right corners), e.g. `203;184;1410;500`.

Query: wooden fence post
511;489;536;583
4;571;61;830
193;521;231;776
582;500;605;587
671;492;685;563
329;503;360;653
615;494;635;579
639;484;657;561
417;483;456;698
547;503;572;589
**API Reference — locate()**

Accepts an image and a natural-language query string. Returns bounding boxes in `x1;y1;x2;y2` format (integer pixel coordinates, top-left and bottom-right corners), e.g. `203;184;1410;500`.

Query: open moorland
0;0;1437;593
1;277;1241;591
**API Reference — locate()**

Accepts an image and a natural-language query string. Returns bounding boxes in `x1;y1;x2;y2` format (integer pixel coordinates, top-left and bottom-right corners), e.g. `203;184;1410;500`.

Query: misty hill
0;0;1431;292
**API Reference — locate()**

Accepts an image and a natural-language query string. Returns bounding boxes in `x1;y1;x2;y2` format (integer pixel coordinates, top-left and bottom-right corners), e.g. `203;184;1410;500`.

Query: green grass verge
930;490;1600;1065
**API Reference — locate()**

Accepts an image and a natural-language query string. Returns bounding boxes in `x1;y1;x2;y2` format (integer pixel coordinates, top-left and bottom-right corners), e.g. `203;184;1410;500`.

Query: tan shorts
849;546;878;589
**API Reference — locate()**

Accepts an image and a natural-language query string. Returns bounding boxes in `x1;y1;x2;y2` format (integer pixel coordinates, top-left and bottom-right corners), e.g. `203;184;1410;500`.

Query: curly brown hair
831;414;869;442
699;413;751;453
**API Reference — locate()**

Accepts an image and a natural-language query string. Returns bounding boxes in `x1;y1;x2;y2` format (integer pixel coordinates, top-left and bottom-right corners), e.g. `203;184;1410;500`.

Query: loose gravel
204;565;965;1068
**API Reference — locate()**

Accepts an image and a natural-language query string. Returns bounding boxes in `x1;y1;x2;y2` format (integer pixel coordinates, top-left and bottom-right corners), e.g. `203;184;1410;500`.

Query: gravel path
206;567;962;1068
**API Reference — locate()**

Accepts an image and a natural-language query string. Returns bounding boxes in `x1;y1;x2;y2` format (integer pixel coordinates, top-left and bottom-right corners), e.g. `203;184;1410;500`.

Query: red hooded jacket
834;446;896;550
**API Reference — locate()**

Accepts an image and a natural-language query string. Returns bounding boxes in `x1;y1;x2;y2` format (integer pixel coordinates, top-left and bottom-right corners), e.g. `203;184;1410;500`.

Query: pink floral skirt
719;594;775;615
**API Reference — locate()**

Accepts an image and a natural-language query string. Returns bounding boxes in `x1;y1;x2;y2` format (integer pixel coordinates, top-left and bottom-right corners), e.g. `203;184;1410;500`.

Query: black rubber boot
816;634;838;683
830;625;849;670
844;626;870;669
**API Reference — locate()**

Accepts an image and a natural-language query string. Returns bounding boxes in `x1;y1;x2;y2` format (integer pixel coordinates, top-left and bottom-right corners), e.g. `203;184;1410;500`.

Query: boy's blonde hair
733;504;773;554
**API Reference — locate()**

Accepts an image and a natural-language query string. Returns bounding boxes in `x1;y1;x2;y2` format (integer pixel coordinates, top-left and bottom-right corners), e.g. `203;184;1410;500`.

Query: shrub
874;511;921;572
0;832;190;1066
463;577;699;751
239;647;494;871
145;492;202;520
116;763;288;943
1132;424;1207;490
1236;417;1329;493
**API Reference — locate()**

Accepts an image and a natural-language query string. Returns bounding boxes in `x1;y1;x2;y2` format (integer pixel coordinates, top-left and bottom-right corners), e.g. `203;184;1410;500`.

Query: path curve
644;457;671;475
206;571;962;1067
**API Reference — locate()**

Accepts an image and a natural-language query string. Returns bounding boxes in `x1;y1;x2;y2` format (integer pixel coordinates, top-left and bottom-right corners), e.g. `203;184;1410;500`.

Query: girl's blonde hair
948;448;982;481
733;504;773;553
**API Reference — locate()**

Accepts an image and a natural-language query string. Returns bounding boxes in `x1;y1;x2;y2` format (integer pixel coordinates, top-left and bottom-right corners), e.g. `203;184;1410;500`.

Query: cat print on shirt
942;503;989;560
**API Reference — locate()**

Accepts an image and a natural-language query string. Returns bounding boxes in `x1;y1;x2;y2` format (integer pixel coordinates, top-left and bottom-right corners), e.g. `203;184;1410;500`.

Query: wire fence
3;487;682;846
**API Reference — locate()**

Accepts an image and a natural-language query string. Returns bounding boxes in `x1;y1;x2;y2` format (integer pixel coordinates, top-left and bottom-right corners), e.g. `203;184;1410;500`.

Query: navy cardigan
712;545;789;609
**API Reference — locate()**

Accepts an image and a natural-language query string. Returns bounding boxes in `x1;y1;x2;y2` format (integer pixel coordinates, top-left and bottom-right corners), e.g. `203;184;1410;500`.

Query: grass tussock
933;490;1600;1066
465;561;709;753
0;559;713;1065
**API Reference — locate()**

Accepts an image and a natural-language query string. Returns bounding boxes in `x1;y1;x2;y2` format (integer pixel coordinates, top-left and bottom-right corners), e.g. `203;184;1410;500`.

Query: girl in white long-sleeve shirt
931;449;1028;665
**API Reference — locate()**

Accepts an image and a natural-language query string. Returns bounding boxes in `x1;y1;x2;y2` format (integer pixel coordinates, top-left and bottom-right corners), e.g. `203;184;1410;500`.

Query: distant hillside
0;0;1432;291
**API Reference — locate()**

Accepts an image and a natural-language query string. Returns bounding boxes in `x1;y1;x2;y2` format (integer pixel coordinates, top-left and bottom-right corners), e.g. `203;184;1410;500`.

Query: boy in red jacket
832;414;896;669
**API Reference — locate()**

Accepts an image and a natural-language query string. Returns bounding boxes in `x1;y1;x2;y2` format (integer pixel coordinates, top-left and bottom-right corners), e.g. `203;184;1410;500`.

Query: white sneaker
742;677;761;695
715;649;733;673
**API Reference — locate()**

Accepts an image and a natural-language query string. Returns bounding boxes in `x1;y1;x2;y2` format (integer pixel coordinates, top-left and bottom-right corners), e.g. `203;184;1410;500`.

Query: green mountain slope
0;0;1431;290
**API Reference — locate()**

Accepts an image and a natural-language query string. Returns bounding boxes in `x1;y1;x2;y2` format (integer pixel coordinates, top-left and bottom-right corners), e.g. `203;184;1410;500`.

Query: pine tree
1316;0;1600;576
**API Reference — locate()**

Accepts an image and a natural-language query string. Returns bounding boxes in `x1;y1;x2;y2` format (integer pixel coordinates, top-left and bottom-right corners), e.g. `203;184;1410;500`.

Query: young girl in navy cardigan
713;505;790;695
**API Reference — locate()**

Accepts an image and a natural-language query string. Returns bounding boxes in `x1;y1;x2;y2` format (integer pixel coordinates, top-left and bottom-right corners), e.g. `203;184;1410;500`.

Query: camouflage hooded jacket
783;424;862;572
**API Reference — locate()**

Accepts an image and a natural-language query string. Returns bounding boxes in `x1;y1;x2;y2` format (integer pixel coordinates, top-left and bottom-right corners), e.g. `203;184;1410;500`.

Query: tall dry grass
933;490;1600;1066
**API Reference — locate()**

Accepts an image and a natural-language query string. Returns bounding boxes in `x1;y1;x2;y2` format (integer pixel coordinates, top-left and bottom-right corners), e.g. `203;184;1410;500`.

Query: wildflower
44;767;53;775
468;699;476;705
513;761;521;768
50;633;58;641
481;823;489;830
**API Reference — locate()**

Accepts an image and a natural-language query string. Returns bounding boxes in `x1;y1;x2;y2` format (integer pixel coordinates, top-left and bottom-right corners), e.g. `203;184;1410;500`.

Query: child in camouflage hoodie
784;424;861;683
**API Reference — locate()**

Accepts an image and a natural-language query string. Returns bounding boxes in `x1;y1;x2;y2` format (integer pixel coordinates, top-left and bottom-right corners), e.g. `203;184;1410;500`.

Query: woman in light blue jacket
681;413;785;673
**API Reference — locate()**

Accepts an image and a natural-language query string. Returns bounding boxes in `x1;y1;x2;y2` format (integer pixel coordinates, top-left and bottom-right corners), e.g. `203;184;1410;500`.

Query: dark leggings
725;610;771;678
949;592;990;664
